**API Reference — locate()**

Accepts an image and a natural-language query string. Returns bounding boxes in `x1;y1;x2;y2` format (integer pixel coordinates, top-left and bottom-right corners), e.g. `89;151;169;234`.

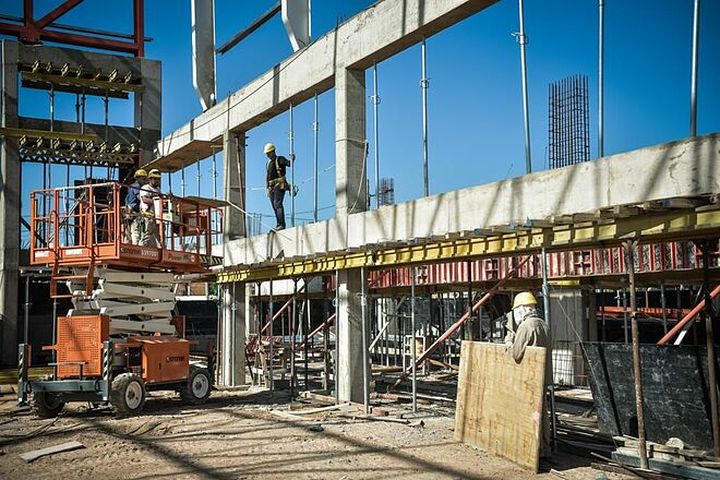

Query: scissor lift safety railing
30;182;223;298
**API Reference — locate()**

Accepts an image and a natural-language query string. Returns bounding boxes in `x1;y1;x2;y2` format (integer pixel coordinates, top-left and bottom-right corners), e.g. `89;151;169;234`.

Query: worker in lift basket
264;143;294;231
125;168;148;245
139;168;162;247
504;291;553;458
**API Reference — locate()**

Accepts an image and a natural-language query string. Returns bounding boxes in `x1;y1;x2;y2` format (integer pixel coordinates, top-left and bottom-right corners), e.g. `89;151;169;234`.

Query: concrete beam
151;0;499;171
225;133;720;267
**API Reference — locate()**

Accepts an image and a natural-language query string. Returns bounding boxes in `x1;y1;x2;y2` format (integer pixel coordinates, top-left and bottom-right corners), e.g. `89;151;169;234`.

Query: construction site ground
0;384;631;480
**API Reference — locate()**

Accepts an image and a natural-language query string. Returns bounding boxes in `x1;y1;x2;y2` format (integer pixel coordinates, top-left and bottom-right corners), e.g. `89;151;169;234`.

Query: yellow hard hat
513;291;537;309
264;143;276;154
148;168;162;178
134;168;148;178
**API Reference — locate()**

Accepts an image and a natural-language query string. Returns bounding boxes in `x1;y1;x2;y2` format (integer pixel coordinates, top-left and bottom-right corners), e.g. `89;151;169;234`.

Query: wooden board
20;441;85;462
454;342;546;472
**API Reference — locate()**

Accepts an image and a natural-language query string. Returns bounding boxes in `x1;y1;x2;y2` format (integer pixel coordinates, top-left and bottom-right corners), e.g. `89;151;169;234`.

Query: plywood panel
455;342;546;472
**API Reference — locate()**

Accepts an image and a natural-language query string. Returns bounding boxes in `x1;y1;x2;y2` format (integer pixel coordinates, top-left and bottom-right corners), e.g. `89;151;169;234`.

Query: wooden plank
20;441;85;462
291;403;350;415
454;342;546;472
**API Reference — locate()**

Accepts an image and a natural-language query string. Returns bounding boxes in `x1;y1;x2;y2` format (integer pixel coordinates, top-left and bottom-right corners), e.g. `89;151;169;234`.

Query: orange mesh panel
57;315;109;379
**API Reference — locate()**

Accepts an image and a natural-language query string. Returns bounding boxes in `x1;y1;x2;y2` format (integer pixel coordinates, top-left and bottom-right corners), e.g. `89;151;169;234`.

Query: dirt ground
0;387;630;480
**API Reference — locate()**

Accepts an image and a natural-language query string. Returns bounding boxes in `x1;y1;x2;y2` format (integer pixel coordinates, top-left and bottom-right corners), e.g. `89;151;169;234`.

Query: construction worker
139;168;162;247
505;291;552;457
125;168;147;244
264;143;293;230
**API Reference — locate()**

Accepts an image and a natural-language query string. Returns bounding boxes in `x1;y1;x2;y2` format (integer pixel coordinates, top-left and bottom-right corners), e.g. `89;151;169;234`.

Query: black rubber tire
31;391;65;418
110;373;146;416
179;366;212;405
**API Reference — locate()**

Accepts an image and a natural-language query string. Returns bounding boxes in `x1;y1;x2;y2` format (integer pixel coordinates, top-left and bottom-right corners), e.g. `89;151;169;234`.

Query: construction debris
19;441;85;463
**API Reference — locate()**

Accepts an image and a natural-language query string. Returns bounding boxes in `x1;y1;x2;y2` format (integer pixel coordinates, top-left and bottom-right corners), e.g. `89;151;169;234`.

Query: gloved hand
289;153;296;161
504;331;515;351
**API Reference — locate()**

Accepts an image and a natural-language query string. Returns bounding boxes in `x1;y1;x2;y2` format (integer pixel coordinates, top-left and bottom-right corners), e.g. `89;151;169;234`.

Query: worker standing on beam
264;143;294;231
140;169;162;247
125;168;148;244
505;291;552;457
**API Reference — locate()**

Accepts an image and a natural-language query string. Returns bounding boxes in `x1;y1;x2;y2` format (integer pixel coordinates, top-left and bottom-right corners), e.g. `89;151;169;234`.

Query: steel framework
0;0;146;57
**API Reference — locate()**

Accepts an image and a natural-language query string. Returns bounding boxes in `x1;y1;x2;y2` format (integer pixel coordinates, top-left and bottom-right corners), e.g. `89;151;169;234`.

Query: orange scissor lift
18;181;224;417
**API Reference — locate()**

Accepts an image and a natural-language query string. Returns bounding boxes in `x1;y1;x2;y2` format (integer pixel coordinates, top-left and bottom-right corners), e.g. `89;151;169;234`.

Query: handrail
29;182;223;269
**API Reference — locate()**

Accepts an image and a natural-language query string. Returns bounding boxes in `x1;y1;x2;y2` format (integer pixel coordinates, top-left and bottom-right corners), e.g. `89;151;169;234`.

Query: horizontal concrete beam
150;0;499;172
224;133;720;268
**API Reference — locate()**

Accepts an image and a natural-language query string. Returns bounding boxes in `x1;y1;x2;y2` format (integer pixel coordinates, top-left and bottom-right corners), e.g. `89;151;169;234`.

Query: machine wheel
111;373;146;416
179;366;212;405
32;391;65;418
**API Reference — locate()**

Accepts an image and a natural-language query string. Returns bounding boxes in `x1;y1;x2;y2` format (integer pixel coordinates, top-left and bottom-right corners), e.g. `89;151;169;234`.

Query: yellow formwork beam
217;206;720;283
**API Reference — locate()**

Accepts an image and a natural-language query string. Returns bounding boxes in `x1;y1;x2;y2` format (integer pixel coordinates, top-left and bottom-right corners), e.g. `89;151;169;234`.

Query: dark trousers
270;187;286;228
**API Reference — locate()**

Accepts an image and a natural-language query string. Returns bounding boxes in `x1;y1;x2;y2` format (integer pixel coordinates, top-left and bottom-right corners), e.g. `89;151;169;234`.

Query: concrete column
336;268;366;402
135;58;162;167
223;131;246;244
335;67;367;215
0;40;19;366
221;282;246;386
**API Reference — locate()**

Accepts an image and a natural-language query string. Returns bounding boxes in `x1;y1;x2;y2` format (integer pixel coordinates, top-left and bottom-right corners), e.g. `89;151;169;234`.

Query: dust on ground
0;387;629;480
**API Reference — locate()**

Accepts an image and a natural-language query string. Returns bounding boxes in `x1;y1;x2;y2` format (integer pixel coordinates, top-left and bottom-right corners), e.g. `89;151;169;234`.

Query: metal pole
690;0;700;136
624;240;649;470
289;103;295;227
660;281;668;334
421;39;430;197
372;63;381;208
517;0;532;173
622;289;629;344
231;282;237;385
361;267;370;413
598;0;604;156
197;156;202;196
313;94;319;222
212;147;219;199
323;287;330;391
334;270;340;404
23;275;30;345
291;279;297;397
411;266;417;412
215;286;223;384
269;280;274;391
181;166;186;197
701;240;720;456
541;247;557;448
255;282;262;385
304;279;310;388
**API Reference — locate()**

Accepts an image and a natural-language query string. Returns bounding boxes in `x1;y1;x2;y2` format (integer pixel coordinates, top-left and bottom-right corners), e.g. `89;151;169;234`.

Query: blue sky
4;0;719;235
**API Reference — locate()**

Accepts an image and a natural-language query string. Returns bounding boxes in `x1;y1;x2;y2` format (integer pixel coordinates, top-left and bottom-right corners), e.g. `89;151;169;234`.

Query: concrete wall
225;133;720;268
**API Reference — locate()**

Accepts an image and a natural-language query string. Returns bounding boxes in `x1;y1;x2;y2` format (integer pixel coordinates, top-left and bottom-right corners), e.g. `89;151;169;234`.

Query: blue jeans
270;187;286;229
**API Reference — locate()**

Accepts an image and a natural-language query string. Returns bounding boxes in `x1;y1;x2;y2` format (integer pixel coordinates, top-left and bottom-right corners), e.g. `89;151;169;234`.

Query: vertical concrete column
135;58;162;167
0;40;19;366
221;282;246;386
223;131;246;244
335;67;367;215
336;268;366;402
